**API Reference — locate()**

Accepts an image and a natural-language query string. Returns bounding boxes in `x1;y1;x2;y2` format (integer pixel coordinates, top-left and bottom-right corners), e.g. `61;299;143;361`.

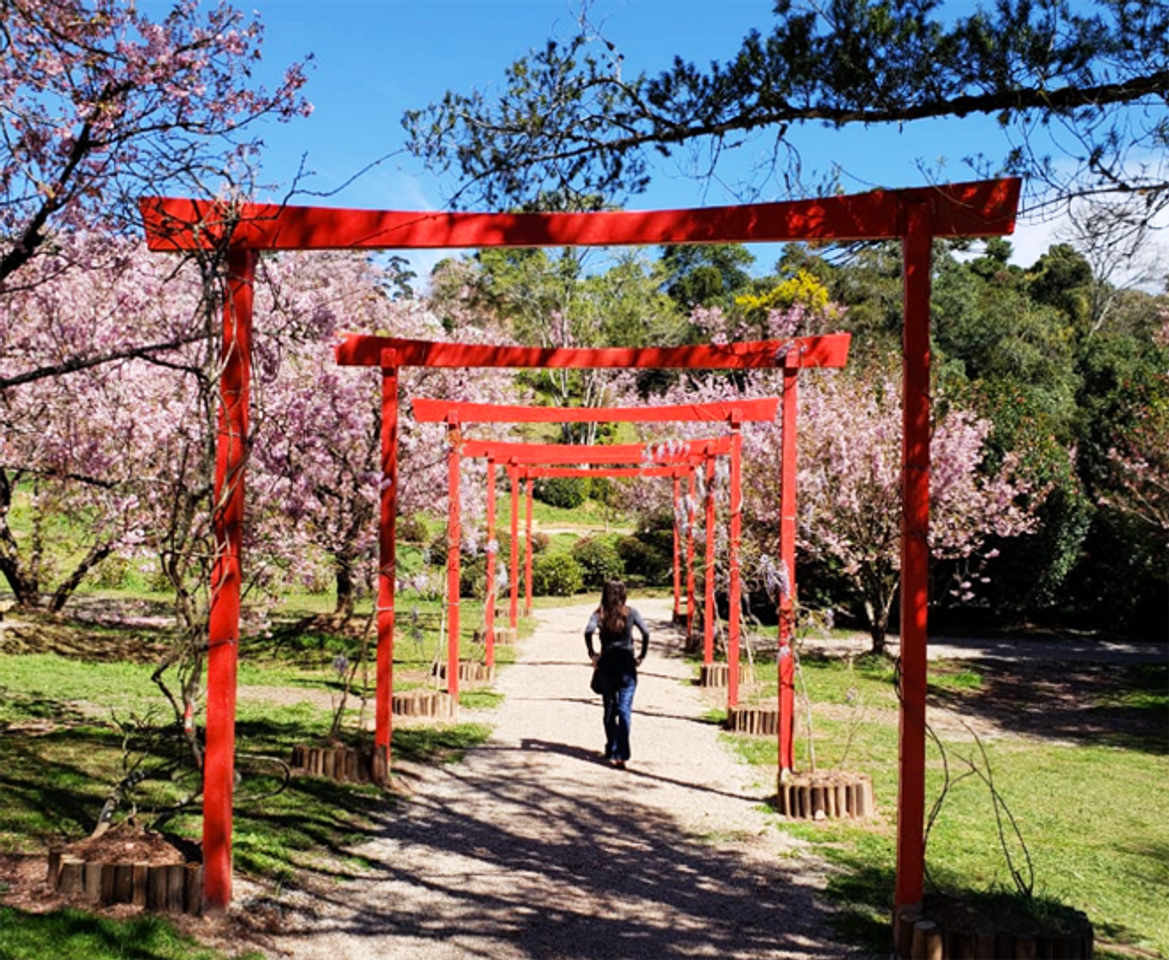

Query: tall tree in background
404;0;1169;221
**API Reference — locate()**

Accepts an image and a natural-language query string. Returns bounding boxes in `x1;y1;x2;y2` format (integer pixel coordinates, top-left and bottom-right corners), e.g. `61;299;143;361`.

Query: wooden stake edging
431;660;497;683
47;853;203;914
776;771;875;821
892;901;1095;960
699;662;752;688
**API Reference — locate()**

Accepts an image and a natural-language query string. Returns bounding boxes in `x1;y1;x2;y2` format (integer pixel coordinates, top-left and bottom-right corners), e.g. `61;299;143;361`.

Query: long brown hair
599;580;628;635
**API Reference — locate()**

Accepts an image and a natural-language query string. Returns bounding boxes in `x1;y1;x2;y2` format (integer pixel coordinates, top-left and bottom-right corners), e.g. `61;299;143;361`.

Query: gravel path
264;596;868;960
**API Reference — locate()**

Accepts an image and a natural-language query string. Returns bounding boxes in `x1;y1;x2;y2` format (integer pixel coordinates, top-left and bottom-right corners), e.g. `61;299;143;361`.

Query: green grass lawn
0;596;509;957
717;649;1169;960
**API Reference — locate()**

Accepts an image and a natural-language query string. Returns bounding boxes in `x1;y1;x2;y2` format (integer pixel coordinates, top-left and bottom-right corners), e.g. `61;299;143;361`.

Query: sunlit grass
720;656;1169;958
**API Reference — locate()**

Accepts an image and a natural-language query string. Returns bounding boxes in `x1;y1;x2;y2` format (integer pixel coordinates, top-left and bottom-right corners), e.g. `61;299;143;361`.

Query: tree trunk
333;556;356;622
49;542;114;612
861;567;897;656
0;470;41;607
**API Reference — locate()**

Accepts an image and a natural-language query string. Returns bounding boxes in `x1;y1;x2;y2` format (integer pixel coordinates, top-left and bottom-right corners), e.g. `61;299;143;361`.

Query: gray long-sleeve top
585;607;650;662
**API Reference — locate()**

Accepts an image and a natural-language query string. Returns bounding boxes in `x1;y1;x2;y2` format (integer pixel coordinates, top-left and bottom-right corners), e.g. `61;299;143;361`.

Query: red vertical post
373;350;398;785
484;458;497;667
685;468;697;640
703;453;716;666
778;356;799;773
446;419;461;704
672;476;682;622
727;418;743;709
509;464;520;630
895;199;934;921
523;476;534;616
203;247;255;914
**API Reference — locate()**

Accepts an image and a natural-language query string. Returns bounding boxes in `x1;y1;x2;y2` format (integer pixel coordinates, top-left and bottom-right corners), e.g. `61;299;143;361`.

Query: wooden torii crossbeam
440;435;736;707
140;178;1021;924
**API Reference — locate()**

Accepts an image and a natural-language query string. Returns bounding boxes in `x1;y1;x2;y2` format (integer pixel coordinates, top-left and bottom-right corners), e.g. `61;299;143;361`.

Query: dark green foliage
403;1;1169;216
661;243;755;309
615;531;672;587
396;514;430;543
570;537;624;588
533;476;589;509
459;556;487;600
531;553;584;596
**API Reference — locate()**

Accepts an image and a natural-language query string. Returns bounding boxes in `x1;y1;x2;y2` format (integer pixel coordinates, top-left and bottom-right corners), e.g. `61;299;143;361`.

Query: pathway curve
265;597;870;960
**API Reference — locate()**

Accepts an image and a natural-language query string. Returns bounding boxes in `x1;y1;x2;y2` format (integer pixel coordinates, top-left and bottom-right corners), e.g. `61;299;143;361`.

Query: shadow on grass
930;661;1169;755
0;906;261;960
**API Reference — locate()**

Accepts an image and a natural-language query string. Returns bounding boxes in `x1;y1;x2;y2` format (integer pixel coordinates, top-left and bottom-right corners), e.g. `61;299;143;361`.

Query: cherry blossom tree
0;231;208;609
251;252;523;620
625;305;1040;654
0;0;311;297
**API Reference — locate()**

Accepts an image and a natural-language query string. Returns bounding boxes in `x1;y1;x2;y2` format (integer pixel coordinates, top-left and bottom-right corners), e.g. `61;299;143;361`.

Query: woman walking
585;580;650;769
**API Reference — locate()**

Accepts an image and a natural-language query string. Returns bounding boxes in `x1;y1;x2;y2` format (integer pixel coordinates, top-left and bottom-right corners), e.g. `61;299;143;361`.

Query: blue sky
237;1;1073;277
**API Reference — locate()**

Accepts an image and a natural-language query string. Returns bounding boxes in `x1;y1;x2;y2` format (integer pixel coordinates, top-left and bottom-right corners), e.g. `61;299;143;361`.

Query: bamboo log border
392;688;456;718
776;771;876;821
290;743;375;784
431;660;497;683
47;847;202;915
725;704;779;736
893;906;1094;959
699;662;752;688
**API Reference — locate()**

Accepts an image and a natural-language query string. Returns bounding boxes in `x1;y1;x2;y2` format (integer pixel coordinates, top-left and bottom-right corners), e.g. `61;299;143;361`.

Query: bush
397;514;430;543
530;531;550;555
571;537;624;588
533;476;588;509
459;556;487;599
616;534;671;586
531;553;584;596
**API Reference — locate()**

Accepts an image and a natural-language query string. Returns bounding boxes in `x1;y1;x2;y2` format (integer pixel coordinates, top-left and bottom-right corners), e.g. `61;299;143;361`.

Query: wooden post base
892;898;1094;959
776;770;875;821
699;662;752;687
392;688;456;718
47;849;202;915
725;703;778;736
431;660;496;684
291;744;374;784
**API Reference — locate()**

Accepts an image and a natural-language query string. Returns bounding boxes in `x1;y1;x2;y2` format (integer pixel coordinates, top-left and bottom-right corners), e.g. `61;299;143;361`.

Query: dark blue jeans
602;678;637;761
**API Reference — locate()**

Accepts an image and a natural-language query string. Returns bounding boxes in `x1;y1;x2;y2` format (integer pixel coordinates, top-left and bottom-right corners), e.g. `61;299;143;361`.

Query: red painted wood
339;334;850;371
686;471;697;644
411;397;781;424
446;422;461;703
140;179;1019;253
728;421;743;709
896;200;934;912
461;438;731;463
703;456;716;666
523;479;533;617
485;458;496;667
140;176;1020;912
673;478;682;620
508;466;520;629
375;354;398;766
203;247;255;914
517;466;691;479
778;359;798;772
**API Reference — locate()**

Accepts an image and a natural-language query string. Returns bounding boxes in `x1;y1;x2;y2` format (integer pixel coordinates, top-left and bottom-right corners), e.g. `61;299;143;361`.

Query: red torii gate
140;178;1021;926
451;435;734;696
410;395;784;695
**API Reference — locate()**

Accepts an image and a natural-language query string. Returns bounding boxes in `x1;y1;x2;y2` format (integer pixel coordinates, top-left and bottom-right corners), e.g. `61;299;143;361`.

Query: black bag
590;665;608;695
